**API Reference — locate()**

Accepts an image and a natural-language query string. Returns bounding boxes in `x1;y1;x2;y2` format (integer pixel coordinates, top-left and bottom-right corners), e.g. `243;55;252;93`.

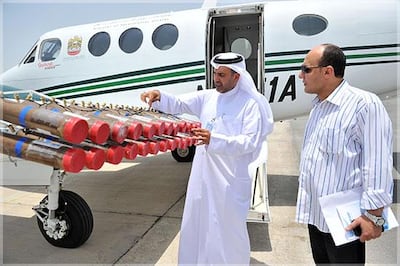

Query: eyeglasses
300;65;323;74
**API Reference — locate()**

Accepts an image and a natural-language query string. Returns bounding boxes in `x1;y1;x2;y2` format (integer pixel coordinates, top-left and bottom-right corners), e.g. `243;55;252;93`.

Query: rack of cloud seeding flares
0;92;200;173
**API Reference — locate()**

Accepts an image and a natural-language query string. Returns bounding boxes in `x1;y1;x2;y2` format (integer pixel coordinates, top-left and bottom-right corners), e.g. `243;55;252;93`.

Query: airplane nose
0;65;22;92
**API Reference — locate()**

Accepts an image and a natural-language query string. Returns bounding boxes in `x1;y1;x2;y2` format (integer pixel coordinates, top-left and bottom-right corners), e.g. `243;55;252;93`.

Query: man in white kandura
141;52;273;265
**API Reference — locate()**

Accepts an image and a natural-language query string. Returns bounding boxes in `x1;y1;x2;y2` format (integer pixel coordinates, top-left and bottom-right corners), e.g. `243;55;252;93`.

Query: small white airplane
1;0;398;248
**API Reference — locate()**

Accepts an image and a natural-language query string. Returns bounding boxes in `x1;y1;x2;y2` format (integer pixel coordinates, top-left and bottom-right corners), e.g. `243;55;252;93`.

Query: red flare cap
167;138;177;150
142;124;156;139
62;148;86;173
124;143;138;160
111;121;128;143
177;137;188;150
178;122;187;133
173;137;181;149
191;136;197;146
184;137;192;148
148;141;160;155
190;122;202;130
137;141;149;156
163;122;174;136
171;124;179;136
185;123;192;132
85;148;106;170
152;121;165;136
106;145;124;164
127;122;143;140
158;140;168;152
184;137;192;147
63;117;89;144
89;120;110;144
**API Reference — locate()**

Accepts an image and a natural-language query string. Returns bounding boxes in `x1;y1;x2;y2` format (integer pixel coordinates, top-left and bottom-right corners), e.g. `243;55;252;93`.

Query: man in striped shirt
295;43;393;265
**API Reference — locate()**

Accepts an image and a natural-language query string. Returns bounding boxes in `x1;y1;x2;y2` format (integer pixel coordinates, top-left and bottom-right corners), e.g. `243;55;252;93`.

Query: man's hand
345;215;383;242
191;128;211;145
140;90;161;107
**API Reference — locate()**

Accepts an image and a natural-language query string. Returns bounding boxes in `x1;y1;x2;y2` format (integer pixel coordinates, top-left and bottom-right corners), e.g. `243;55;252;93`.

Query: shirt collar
312;80;347;107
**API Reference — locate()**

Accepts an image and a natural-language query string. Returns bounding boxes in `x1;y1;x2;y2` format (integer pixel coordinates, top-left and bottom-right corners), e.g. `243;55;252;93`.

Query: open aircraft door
205;4;270;223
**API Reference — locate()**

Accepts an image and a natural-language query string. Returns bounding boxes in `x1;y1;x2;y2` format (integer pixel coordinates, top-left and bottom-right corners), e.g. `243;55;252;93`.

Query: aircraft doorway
205;5;270;224
206;5;264;94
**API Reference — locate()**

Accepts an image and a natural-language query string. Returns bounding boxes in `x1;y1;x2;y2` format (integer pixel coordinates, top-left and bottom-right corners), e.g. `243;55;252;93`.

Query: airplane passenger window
40;39;61;62
152;23;179;50
88;32;111;57
119;28;143;53
292;14;328;36
231;38;252;59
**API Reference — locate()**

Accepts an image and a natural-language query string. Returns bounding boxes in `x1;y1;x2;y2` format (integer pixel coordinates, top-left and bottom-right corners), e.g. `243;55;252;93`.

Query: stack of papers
319;187;398;246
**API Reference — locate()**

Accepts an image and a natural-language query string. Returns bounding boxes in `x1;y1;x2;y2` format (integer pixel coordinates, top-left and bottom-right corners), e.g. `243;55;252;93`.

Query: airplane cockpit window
119;28;143;53
292;14;328;36
88;31;111;57
23;45;37;64
40;39;61;62
152;23;179;50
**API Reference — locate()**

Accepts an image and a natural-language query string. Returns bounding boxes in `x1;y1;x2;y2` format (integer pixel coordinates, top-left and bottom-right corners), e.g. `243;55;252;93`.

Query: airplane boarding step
249;162;271;223
248;138;271;223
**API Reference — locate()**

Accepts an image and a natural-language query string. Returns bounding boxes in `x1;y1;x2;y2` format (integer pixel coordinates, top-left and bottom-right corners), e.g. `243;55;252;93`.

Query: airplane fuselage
1;0;398;121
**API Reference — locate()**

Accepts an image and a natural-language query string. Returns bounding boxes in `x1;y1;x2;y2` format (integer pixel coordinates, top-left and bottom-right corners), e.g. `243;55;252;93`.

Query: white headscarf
211;52;274;139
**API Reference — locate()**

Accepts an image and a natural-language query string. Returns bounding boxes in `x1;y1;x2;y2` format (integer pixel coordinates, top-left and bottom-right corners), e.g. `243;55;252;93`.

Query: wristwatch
364;211;385;227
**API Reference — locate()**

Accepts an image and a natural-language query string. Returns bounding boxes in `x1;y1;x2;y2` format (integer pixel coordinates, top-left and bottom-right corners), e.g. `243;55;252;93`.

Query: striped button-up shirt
295;80;393;233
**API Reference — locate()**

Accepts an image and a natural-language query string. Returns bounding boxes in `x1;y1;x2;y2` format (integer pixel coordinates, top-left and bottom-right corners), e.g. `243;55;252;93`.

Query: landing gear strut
33;169;93;248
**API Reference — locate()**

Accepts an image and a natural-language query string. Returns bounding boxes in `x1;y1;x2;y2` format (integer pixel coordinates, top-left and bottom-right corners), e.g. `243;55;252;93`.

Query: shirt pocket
319;128;345;154
213;115;241;136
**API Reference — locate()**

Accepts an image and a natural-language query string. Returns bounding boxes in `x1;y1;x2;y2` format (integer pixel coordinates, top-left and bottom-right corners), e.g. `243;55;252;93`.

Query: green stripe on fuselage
47;44;399;98
265;51;400;67
47;67;205;97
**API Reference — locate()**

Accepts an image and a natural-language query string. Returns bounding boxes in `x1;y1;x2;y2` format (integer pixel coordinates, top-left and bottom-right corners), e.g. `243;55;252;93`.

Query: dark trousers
308;224;365;265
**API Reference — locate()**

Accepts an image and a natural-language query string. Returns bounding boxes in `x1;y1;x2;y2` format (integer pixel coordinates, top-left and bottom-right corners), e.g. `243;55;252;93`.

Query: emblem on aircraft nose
67;35;82;56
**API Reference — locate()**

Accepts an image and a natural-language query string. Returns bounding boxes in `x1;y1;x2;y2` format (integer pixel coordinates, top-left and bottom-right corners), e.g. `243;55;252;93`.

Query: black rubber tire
171;146;196;162
36;190;93;248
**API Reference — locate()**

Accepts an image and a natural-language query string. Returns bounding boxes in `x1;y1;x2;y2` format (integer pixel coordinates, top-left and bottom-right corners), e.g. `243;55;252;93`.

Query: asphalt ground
1;92;398;265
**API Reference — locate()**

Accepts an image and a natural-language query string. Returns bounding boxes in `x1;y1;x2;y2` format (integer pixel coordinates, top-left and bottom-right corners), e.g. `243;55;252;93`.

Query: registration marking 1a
268;75;296;103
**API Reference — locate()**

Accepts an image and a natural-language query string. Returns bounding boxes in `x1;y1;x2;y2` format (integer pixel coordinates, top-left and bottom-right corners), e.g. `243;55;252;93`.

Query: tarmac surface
1;92;399;265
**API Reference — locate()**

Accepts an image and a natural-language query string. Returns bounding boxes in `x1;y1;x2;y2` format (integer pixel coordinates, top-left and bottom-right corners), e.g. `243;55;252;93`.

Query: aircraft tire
36;190;93;248
171;146;196;162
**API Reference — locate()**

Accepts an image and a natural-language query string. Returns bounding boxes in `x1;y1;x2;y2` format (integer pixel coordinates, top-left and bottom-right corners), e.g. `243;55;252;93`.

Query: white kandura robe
153;86;270;265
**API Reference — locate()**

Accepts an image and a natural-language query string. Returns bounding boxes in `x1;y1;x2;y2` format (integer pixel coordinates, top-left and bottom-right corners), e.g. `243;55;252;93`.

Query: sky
1;0;254;72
